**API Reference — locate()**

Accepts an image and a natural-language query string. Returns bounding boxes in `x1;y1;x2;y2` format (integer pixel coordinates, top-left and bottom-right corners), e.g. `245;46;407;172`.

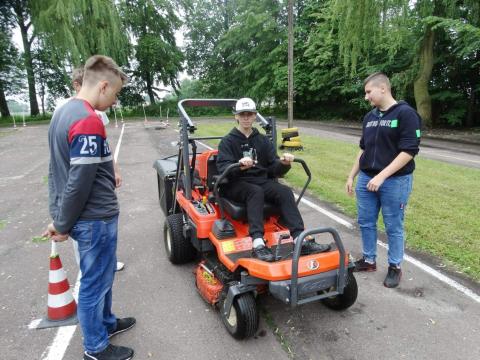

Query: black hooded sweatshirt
217;127;290;184
359;101;422;177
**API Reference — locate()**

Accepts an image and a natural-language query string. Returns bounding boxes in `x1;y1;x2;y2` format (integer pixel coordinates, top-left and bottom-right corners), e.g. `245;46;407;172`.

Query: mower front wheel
321;271;358;310
221;292;259;339
164;213;196;264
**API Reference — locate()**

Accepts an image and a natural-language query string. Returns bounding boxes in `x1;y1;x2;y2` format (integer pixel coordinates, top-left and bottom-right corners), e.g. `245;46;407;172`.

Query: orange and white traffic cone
37;241;78;329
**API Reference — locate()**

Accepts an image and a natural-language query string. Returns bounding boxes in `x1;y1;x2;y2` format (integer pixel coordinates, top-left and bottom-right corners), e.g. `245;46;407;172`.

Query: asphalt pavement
0;122;478;360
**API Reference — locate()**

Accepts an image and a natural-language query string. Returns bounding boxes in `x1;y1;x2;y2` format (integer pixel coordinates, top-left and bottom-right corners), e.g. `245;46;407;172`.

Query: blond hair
364;72;391;91
83;55;127;87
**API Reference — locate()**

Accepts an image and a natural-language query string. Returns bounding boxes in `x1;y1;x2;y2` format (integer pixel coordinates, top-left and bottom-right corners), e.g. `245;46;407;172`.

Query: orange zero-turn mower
154;99;358;339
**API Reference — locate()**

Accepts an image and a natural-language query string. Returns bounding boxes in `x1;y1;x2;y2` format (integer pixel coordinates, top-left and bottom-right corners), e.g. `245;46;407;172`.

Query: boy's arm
216;139;242;177
53;116;107;234
266;139;290;177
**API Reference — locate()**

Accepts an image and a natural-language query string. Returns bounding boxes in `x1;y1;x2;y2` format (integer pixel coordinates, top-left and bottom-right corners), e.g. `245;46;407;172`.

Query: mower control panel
191;200;215;215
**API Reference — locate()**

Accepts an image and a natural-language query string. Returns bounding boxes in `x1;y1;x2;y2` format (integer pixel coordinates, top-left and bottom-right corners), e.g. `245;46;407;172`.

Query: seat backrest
206;155;218;191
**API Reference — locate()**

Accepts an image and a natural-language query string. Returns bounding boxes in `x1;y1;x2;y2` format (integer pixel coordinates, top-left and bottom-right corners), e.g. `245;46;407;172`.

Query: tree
0;28;24;117
120;0;183;104
2;0;40;116
32;40;71;114
33;0;129;66
329;0;479;127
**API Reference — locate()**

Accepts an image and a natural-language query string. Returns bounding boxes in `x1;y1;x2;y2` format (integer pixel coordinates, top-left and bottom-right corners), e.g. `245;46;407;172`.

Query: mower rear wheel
164;213;196;264
321;271;358;310
221;292;258;339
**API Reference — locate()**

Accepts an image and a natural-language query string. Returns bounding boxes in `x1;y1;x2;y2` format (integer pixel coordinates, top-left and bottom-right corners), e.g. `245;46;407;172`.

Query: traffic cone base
37;254;78;330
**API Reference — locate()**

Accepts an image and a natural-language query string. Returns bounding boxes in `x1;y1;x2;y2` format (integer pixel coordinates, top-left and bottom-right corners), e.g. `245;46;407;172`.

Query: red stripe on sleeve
68;115;106;144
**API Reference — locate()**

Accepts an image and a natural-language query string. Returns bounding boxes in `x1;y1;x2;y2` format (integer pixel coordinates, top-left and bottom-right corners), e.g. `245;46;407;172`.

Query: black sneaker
109;317;136;338
252;245;275;262
84;344;134;360
384;265;402;288
300;240;331;256
353;258;377;272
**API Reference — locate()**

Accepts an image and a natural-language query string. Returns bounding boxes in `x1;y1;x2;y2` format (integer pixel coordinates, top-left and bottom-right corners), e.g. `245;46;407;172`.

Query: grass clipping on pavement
194;122;480;281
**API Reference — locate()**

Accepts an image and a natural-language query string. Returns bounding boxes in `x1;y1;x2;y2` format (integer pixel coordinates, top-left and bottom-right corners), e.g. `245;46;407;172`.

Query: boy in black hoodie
346;73;421;288
217;98;329;262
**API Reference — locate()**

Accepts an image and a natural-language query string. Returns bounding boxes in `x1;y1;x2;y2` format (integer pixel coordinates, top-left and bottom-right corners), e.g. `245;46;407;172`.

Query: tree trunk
0;84;10;118
413;25;434;127
40;82;45;115
465;51;479;128
145;71;156;105
15;6;39;116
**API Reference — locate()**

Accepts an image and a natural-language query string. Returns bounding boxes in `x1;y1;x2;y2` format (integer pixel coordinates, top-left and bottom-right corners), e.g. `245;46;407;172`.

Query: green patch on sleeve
416;129;421;137
390;119;398;128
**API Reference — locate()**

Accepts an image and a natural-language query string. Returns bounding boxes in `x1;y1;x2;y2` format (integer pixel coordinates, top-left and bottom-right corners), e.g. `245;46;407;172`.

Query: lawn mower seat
220;197;279;221
208;156;281;221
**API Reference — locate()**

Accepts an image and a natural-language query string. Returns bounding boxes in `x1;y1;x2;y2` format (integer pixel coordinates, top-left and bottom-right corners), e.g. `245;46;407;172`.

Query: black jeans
223;180;304;239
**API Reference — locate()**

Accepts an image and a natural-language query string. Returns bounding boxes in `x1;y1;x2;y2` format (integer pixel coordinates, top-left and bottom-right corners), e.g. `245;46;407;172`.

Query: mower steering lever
291;158;311;205
212;163;241;220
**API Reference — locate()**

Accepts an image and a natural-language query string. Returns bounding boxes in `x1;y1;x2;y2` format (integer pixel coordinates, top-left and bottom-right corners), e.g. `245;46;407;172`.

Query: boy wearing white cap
217;98;329;262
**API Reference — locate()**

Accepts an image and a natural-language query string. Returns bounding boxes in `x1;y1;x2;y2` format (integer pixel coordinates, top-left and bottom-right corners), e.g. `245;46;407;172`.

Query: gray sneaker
300;240;331;256
84;344;134;360
384;265;402;288
252;245;275;262
109;317;136;338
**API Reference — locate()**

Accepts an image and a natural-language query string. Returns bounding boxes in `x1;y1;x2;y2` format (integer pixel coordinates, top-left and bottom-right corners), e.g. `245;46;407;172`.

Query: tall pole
287;0;294;128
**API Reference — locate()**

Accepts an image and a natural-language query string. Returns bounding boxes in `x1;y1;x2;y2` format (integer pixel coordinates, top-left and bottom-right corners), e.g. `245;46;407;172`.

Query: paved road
281;120;480;169
0;123;479;360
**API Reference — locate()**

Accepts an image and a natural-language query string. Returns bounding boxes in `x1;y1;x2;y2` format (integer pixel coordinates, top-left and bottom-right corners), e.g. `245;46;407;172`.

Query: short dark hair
364;72;391;91
83;55;128;86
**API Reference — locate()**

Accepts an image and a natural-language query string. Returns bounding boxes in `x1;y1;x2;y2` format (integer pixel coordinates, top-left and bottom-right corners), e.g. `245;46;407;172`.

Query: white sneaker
116;261;125;272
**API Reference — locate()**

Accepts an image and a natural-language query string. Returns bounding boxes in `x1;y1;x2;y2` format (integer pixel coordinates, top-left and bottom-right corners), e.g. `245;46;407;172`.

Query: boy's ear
99;80;109;92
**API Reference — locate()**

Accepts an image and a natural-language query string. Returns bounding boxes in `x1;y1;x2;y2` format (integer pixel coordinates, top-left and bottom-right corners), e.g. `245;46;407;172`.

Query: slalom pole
113;106;118;128
143;104;148;124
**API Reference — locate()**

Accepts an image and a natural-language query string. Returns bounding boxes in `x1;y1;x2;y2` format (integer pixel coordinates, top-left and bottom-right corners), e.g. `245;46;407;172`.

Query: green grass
0;114;51;127
194;122;480;281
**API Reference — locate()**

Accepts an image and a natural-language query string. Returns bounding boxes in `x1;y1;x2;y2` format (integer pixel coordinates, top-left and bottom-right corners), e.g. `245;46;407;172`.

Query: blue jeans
355;172;413;266
70;215;118;353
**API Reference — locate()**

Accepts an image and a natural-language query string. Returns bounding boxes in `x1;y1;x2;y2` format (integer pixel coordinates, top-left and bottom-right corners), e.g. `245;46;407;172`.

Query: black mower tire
163;213;196;264
321;271;358;310
221;292;259;339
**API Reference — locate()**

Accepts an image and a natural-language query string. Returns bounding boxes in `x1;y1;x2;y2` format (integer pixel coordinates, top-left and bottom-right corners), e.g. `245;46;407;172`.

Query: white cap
234;98;257;114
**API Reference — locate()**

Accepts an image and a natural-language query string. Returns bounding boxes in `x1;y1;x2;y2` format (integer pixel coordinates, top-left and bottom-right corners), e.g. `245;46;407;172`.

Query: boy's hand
239;157;255;170
43;223;69;242
115;171;122;188
367;174;386;192
280;153;294;165
345;176;355;196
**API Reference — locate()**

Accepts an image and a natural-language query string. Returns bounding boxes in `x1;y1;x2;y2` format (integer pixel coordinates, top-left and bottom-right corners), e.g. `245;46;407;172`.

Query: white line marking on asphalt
196;139;480;303
378;242;480;303
39;126;126;359
40;325;77;360
294;195;354;229
28;319;42;330
114;123;125;162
